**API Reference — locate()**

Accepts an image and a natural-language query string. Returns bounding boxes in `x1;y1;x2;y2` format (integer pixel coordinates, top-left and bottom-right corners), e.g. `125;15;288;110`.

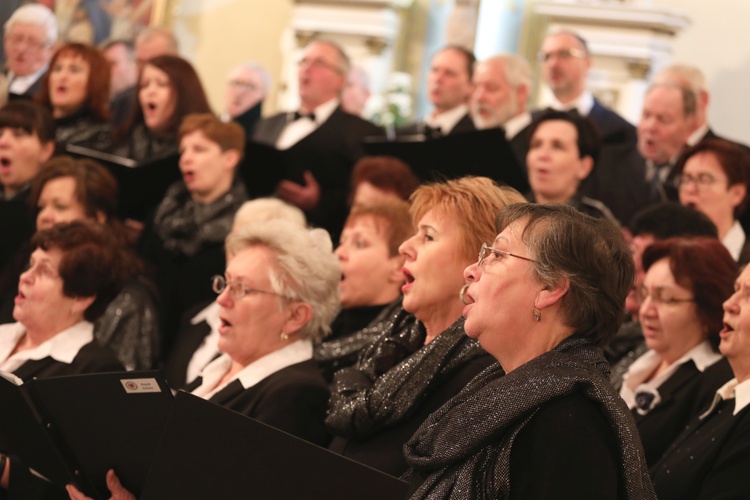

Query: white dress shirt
275;98;339;150
722;220;745;262
425;104;470;135
185;301;222;386
548;90;595;116
0;321;94;373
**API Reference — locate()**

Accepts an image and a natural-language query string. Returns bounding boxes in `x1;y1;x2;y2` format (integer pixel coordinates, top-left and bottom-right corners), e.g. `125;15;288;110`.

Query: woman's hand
66;470;136;500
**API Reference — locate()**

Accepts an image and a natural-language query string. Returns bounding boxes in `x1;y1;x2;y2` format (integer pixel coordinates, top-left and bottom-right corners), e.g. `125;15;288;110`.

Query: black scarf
325;310;487;441
153;179;247;256
403;335;655;500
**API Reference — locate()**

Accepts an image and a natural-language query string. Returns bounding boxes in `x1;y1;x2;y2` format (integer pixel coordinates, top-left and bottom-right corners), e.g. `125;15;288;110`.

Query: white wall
652;0;750;144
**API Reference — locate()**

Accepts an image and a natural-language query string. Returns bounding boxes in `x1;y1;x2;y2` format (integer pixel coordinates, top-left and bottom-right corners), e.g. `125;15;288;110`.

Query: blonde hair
409;177;526;261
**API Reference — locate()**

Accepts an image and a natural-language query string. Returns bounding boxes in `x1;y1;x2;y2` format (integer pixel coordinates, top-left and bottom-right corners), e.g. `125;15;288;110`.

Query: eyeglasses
4;34;49;51
298;57;344;74
211;275;291;301
537;48;587;63
674;172;719;189
227;80;259;92
477;242;536;268
636;286;695;305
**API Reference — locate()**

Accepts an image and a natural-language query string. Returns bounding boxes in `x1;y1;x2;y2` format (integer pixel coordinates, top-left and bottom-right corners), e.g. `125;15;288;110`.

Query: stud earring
280;332;289;342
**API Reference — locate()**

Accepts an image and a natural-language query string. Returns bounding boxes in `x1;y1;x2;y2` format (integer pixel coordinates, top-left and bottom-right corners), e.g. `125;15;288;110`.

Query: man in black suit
470;53;533;168
398;45;476;138
252;40;382;242
3;3;56;102
102;39;139;126
537;30;649;224
637;83;699;202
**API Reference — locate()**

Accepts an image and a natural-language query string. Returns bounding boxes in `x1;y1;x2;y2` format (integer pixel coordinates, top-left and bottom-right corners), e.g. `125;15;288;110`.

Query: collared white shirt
722;220;746;262
687;123;710;147
192;338;313;400
185;301;222;386
620;340;723;409
700;377;750;418
275;98;339;150
425;104;470;135
0;321;94;373
503;112;532;141
548;90;595;116
7;66;47;95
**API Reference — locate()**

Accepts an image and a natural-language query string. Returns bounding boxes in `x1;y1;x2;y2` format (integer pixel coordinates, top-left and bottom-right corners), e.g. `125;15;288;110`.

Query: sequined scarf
153;179;247;257
325;311;487;441
403;336;656;500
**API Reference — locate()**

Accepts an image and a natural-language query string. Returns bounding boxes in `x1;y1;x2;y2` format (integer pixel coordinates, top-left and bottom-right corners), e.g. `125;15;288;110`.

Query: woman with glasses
675;138;750;265
403;203;654;499
67;219;339;500
619;237;736;466
326;176;524;477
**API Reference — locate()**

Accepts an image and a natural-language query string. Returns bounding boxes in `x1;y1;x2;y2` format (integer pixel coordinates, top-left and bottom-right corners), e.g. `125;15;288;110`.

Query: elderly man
637;83;699;201
252;39;382;242
3;3;57;101
222;61;270;136
341;65;371;117
134;26;178;67
537;30;648;224
471;53;533;165
399;45;476;138
102;39;138;125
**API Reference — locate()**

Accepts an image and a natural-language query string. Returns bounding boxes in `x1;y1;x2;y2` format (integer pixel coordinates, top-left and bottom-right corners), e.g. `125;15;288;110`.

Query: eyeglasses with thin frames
477;242;536;268
537;48;587;63
636;286;695;306
674;172;719;190
211;275;292;301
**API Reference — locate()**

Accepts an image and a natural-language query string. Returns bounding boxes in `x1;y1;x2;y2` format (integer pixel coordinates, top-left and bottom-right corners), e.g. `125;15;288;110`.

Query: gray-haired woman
403;203;655;499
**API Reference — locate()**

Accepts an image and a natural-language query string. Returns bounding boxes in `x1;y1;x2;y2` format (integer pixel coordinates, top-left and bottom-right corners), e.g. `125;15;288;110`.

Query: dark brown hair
37;43;111;121
31;221;131;321
0;100;55;143
642;237;737;347
31;156;119;222
350;156;420;205
674;138;750;217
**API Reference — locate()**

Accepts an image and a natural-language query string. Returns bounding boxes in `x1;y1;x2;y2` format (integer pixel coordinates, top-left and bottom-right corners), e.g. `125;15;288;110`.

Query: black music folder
240;140;306;198
0;371;173;499
140;391;409;500
363;127;529;193
65;144;182;221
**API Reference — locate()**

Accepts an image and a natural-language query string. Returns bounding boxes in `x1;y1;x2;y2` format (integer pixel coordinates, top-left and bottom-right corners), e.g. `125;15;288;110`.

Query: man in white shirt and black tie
251;39;382;242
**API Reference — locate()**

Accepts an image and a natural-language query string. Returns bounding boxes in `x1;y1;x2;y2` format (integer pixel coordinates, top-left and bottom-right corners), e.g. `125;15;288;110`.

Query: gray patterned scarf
326;310;487;440
403;336;656;500
153;179;247;256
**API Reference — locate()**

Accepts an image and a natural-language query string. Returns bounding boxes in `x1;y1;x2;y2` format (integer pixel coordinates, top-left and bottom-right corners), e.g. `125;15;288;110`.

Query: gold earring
533;307;541;322
280;332;289;342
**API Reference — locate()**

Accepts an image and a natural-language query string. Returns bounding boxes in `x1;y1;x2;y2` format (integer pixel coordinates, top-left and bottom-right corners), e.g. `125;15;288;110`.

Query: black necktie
423;124;443;139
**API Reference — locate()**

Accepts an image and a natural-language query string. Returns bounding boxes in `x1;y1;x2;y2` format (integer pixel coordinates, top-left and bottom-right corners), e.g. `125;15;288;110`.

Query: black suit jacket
396;111;476;138
186;359;330;447
651;395;750;500
7;74;44;101
252;107;383;242
632;357;733;466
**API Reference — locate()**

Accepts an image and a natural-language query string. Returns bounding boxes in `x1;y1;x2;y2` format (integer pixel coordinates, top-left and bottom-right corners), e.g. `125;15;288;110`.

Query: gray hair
135;27;179;54
647;82;697;118
226;221;340;341
495;203;634;346
482;53;532;90
5;4;58;47
307;39;350;75
232;198;306;231
654;64;707;94
229;61;271;95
